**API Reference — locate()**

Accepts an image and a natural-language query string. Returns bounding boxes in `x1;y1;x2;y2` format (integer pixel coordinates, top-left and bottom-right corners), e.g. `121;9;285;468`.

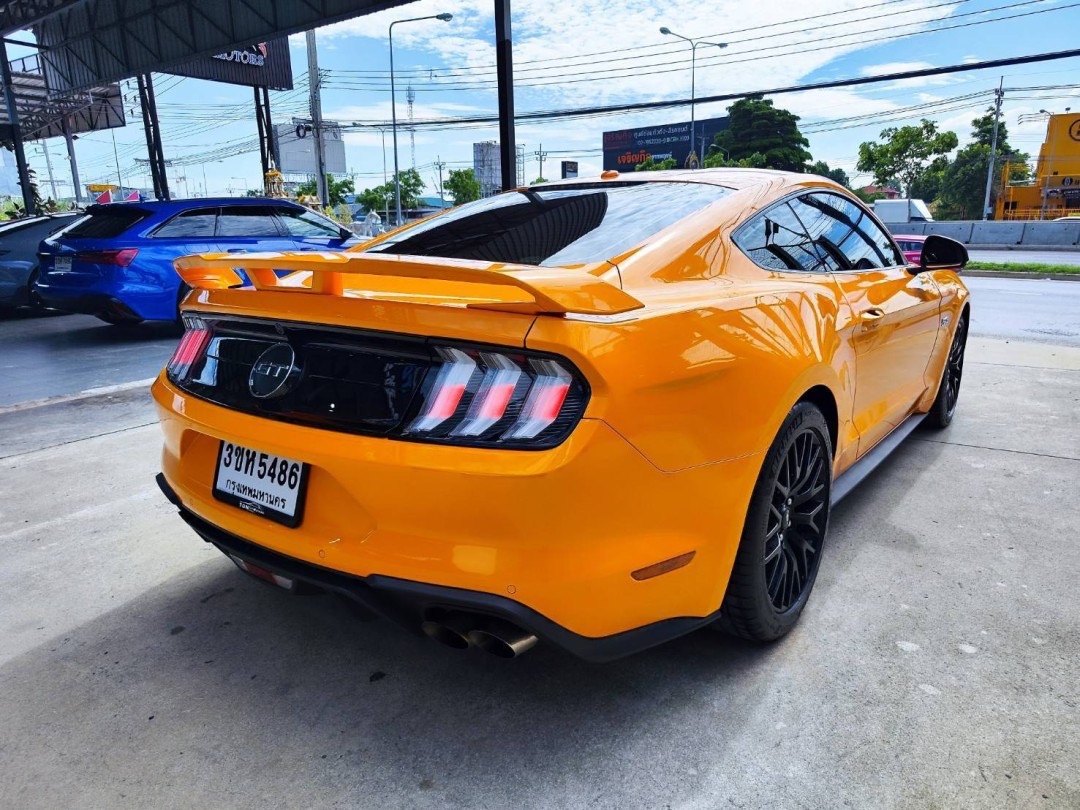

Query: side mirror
339;227;353;240
918;234;968;272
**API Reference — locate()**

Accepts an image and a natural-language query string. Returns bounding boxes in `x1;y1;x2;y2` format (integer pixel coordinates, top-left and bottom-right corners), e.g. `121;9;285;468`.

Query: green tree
635;156;677;171
354;169;425;217
856;119;958;197
444;168;480;204
808;160;850;187
703;150;767;169
296;173;355;207
711;95;812;172
932;110;1031;220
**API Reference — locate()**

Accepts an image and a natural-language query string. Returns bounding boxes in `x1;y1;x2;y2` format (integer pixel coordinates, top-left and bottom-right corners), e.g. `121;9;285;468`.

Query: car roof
85;197;304;215
531;167;841;192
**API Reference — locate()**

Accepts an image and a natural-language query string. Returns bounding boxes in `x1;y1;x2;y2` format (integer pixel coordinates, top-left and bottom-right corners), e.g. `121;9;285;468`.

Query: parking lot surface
1;309;1078;807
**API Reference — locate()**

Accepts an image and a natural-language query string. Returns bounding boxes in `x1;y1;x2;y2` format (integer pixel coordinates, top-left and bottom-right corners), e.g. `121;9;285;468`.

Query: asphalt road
968;249;1080;266
966;275;1080;347
1;337;1077;808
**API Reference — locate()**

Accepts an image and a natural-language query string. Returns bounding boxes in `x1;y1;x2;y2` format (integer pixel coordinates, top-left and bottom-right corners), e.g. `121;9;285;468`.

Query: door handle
226;248;246;253
860;308;885;322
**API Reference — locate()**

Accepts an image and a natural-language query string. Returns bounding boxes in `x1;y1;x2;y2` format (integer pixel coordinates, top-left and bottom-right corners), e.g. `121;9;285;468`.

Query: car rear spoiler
173;250;644;316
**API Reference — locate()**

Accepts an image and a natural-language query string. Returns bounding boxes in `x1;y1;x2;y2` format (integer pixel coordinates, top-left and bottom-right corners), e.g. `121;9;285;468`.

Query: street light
660;27;727;169
390;12;453;226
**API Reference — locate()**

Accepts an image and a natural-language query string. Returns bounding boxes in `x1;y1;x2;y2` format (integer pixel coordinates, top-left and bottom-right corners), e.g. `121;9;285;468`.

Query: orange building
996;112;1080;220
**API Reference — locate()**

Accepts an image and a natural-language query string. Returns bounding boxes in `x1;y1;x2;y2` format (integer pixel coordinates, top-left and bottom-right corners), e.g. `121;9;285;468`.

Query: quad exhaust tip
421;612;538;658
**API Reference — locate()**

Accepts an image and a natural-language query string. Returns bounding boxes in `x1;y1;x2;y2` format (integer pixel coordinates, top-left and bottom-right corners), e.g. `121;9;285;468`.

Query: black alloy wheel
763;428;830;612
717;401;833;642
925;311;967;429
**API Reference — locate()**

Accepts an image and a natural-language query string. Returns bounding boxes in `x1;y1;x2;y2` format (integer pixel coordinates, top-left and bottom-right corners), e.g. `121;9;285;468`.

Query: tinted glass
216;207;283;237
366;182;732;266
796;193;903;270
734;202;825;272
154;208;217;238
63;208;149;239
278;208;342;238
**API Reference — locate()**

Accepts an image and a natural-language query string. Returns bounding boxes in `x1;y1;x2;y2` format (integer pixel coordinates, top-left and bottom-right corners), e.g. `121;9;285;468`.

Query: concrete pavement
0;336;1077;808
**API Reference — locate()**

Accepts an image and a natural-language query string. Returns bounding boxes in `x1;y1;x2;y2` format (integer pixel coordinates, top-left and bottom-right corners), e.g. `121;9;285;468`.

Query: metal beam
1;39;35;214
494;0;515;192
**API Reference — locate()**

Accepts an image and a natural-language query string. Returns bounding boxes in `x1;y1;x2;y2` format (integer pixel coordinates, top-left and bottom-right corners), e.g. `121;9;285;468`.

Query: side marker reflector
631;551;696;581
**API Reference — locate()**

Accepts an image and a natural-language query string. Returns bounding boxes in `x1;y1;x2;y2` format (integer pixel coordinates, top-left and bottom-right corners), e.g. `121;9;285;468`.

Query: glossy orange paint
154;169;969;641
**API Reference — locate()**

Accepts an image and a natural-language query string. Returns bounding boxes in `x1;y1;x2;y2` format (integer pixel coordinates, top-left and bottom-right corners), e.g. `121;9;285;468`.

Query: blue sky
9;0;1080;200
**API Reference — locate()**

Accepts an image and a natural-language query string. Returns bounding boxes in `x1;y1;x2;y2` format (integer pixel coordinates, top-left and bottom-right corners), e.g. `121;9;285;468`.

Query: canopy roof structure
1;0;415;95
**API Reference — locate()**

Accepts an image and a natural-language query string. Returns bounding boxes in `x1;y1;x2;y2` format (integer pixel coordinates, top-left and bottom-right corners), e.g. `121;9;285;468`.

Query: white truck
872;198;934;224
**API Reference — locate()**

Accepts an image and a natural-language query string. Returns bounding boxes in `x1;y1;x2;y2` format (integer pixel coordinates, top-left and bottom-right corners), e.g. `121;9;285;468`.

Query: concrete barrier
971;221;1024;245
1022;221;1080;246
925;222;974;242
883;220;1080;247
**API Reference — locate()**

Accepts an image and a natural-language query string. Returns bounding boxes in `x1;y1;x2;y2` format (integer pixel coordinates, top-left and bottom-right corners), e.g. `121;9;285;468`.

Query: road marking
0;377;156;415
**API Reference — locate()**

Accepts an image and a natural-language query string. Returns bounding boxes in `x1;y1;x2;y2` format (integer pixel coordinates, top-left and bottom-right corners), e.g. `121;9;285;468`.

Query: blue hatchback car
35;198;359;324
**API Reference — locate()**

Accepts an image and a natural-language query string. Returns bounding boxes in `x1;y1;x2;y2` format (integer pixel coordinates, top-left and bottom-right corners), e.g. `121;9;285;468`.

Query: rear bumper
152;373;761;646
158;474;720;662
34;271;175;320
36;290;142;321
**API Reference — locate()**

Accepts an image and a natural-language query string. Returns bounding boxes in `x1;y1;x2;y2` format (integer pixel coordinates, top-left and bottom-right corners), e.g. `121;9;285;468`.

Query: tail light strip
166;316;211;382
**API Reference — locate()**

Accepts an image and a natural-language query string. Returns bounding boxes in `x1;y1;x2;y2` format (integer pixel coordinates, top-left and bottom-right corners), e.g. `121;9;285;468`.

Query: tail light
406;344;588;449
166;316;212;383
76;248;139;266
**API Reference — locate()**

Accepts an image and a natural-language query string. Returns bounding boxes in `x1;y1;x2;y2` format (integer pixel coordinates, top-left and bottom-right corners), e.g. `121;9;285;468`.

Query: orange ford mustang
153;169;970;661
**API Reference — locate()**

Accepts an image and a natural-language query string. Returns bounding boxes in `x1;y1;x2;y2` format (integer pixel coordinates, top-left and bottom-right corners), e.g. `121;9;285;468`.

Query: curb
962;271;1080;281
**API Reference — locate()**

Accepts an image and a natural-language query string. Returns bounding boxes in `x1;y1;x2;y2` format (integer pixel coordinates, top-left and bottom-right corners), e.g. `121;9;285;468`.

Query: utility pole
41;140;58;200
110;129;124;196
62;116;82;203
981;76;1004;220
434;155;446;205
306;30;328;207
533;143;548;182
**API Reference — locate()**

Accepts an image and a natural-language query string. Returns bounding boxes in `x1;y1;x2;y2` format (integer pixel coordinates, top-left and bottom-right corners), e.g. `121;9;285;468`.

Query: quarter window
733;202;826;272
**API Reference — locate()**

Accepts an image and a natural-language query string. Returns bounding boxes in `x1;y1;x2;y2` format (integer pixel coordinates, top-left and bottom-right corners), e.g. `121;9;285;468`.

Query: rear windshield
366;181;731;266
63;208;149;239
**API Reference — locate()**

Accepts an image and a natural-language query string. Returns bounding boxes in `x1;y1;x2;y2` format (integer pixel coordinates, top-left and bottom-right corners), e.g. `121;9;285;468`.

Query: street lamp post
660;27;727;169
390;12;452;226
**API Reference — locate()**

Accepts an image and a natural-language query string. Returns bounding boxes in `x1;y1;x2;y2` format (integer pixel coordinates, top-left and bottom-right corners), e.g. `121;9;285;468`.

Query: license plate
53;256;72;272
212;441;308;527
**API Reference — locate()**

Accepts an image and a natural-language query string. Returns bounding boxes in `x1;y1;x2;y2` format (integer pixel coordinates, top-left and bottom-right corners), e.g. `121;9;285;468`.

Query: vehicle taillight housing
405;344;589;449
76;248;139;266
166;315;212;384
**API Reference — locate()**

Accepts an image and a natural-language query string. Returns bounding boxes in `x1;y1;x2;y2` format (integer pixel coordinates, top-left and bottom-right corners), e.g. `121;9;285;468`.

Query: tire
716;401;833;642
923;310;968;430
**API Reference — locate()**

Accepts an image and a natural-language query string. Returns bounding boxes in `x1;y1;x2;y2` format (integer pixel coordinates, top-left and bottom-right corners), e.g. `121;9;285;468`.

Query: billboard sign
162;38;293;91
602;116;728;171
275;121;346;176
561;160;579;179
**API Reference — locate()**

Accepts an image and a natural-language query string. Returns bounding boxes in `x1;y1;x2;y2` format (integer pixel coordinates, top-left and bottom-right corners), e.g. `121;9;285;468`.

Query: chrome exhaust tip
420;613;472;650
467;619;538;659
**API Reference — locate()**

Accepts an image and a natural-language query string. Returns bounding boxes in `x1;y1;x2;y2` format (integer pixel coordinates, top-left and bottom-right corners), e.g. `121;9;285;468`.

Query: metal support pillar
1;40;35;215
136;74;169;200
62;115;82;203
495;0;516;191
264;86;277;168
255;87;269;177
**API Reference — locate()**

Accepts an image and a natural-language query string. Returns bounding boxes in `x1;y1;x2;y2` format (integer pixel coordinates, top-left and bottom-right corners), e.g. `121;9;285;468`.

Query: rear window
63;208;149;239
365;181;731;266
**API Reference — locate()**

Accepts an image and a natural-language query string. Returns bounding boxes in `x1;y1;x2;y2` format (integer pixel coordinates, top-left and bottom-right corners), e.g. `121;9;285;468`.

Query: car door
791;192;943;455
273;206;353;251
215;205;295;255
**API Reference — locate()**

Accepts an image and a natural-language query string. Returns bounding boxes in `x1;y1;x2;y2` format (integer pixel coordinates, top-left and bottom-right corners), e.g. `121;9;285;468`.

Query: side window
153;208;218;238
797;193;904;270
277;208;342;239
216;207;284;238
733;202;826;272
